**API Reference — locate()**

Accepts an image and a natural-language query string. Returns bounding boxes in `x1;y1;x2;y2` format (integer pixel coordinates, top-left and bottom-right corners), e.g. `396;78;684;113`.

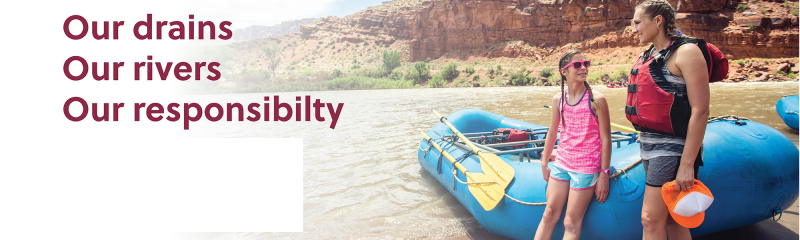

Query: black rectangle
56;138;303;232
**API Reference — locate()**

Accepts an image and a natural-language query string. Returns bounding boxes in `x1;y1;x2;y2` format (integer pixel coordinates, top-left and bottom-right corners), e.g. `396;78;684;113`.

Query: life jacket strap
627;84;637;93
625;106;638;115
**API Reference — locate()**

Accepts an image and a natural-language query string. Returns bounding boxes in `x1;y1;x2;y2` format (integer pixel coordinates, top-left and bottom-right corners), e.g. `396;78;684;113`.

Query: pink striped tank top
555;88;601;174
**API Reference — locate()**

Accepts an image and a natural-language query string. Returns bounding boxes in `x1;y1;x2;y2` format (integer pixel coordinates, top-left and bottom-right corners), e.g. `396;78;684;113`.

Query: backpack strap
647;38;710;94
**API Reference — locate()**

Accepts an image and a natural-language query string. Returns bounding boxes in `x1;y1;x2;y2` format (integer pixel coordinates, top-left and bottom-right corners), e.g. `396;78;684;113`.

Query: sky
199;0;392;29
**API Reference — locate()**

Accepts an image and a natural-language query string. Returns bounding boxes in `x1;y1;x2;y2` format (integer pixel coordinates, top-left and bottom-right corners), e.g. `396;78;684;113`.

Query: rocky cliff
234;18;317;41
299;0;799;60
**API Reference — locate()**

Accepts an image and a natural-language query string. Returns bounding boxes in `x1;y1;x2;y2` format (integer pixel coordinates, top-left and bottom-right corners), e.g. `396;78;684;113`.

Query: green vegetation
429;74;446;88
539;67;553;78
736;3;750;12
465;66;475;75
441;61;460;81
388;70;403;80
260;41;281;78
382;50;401;73
509;67;532;86
406;61;431;84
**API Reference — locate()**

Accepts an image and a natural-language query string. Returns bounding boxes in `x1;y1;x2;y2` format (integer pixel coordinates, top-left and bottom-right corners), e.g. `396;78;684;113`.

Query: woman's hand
595;174;609;203
541;163;551;182
676;164;695;192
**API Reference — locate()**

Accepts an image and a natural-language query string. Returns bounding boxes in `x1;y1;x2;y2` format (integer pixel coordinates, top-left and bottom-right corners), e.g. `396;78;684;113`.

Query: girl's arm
672;43;711;192
541;93;562;182
593;91;612;203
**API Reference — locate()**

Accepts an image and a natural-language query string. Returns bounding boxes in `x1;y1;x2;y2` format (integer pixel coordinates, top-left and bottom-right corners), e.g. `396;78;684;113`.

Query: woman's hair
636;0;683;39
557;49;597;126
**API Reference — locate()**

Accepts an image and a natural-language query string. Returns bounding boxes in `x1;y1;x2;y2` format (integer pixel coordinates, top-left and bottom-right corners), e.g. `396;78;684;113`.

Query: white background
0;0;388;239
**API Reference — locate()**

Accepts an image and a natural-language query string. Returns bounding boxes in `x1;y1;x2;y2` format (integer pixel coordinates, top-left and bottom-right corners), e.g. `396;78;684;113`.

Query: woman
628;1;710;239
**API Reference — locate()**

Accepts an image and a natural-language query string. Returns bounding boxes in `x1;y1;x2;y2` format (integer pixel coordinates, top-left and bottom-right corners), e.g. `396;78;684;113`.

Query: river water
176;82;798;240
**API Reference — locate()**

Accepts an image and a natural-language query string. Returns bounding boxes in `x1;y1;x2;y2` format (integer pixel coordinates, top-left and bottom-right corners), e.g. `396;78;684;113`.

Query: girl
629;1;710;239
534;49;612;240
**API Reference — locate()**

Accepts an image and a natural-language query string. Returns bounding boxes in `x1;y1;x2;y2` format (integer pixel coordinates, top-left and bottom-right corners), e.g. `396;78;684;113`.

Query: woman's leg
562;187;595;240
666;214;692;240
534;178;570;240
641;185;669;240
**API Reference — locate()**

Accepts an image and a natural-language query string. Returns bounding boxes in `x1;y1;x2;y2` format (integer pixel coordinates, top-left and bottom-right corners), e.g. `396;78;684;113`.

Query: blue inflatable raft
418;108;799;239
776;95;799;130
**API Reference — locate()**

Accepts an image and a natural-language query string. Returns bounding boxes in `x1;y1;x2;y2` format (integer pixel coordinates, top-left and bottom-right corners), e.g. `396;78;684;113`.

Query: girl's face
560;54;588;82
631;9;660;44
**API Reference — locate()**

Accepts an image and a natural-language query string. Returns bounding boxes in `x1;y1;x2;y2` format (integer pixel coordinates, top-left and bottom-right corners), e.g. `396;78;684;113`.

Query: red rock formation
297;0;798;61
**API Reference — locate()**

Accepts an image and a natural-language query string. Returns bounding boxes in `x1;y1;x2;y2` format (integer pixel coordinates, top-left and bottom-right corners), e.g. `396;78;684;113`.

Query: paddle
421;132;505;211
433;110;515;188
543;105;640;133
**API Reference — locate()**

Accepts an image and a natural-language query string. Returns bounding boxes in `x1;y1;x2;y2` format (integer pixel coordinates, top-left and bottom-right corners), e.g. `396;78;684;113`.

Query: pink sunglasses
561;60;592;69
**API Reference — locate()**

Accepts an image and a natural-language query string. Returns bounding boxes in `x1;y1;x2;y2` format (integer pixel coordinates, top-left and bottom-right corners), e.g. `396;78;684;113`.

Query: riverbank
180;59;799;95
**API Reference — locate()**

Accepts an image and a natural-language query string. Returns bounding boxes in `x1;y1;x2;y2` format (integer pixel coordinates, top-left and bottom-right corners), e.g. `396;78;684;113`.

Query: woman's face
561;54;588;82
631;9;660;44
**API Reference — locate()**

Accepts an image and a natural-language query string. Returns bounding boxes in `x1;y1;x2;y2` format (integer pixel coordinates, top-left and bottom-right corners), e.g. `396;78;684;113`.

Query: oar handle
432;110;511;183
421;132;498;201
543;105;639;134
432;110;483;154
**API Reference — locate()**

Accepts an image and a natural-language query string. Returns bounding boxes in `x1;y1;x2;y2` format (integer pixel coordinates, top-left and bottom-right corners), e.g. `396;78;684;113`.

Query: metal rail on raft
441;129;635;161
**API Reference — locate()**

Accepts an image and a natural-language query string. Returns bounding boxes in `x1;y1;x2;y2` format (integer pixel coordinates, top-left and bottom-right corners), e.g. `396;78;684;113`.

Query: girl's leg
665;214;692;240
562;187;595;240
534;178;570;240
641;185;669;240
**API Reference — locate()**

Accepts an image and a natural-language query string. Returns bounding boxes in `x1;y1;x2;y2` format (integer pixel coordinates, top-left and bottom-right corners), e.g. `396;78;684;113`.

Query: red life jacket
494;128;529;148
625;38;728;137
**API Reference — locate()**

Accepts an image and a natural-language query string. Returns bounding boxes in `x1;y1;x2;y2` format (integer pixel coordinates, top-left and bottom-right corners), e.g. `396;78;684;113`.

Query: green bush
388;70;403;80
429;74;446;88
548;74;561;85
442;61;460;82
465;66;475;75
736;3;749;12
406;61;431;84
510;67;532;86
539;67;553;78
473;74;480;82
736;59;745;67
382;50;401;73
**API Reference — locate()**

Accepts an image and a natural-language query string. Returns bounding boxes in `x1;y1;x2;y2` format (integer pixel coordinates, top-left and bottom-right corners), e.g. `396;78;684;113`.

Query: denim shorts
549;164;599;190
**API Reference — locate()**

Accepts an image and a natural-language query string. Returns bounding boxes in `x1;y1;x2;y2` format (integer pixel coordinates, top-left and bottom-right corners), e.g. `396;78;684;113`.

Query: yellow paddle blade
478;152;515;188
432;109;515;189
465;172;505;211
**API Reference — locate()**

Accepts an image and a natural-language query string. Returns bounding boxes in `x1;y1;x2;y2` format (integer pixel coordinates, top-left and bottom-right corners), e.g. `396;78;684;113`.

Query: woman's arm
541;93;562;182
593;91;611;203
671;43;710;192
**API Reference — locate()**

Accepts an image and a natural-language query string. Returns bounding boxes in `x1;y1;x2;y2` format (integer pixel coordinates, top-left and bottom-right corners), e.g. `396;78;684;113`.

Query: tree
261;41;281;79
442;61;460;82
406;61;431;84
382;50;401;73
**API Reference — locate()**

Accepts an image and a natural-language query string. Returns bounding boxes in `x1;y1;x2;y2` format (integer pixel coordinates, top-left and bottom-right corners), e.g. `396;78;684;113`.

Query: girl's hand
676;164;695;192
541;163;550;182
595;174;609;203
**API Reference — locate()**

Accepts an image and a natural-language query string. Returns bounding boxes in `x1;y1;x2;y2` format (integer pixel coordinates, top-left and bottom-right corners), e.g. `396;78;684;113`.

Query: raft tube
418;108;798;239
776;95;798;130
